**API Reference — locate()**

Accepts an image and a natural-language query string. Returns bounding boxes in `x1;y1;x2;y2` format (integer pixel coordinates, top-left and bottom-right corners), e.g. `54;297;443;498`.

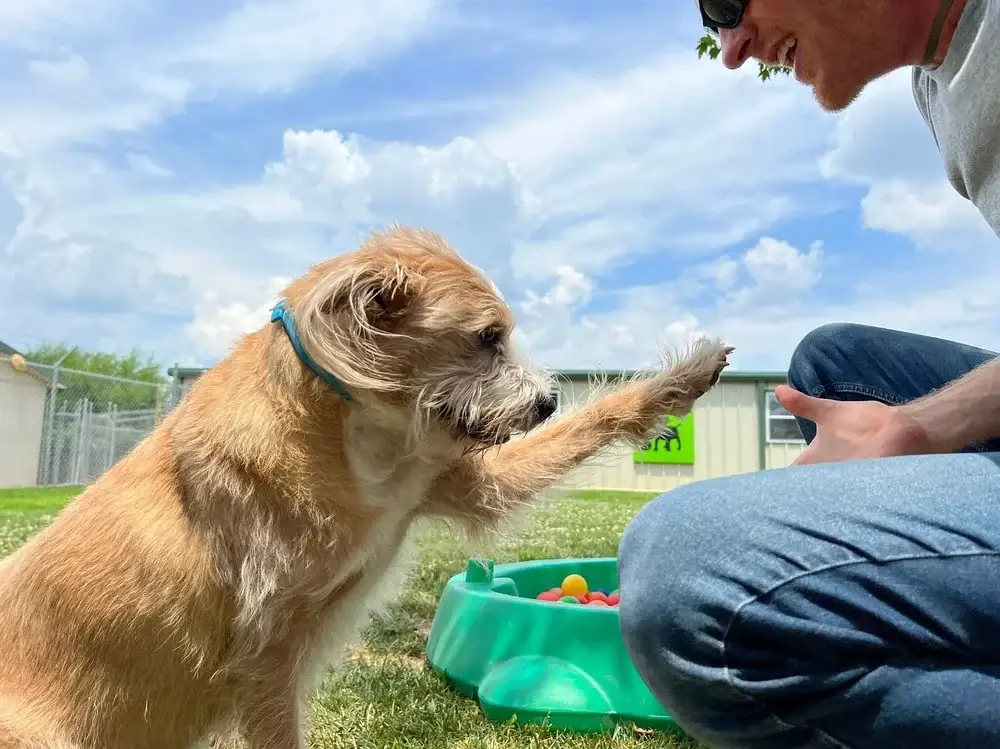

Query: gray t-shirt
912;0;1000;236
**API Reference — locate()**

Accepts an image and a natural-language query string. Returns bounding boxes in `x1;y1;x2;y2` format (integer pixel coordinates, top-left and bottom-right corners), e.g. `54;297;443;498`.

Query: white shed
0;348;50;489
550;370;806;493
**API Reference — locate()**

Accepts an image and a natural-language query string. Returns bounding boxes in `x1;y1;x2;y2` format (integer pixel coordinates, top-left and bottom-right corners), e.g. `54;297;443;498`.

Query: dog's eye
478;327;502;347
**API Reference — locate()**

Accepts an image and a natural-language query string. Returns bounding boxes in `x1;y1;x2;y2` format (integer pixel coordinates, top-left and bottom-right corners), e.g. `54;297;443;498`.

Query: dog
0;225;731;749
650;422;682;452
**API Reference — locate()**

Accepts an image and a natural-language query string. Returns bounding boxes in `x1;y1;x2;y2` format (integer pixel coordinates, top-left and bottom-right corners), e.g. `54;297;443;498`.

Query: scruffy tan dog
0;226;731;749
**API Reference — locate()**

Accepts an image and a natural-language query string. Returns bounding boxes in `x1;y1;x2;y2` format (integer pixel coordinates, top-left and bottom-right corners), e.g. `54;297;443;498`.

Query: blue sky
2;0;1000;374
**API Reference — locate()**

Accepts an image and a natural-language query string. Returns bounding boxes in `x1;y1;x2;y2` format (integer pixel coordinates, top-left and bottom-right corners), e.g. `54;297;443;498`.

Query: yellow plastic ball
561;573;588;598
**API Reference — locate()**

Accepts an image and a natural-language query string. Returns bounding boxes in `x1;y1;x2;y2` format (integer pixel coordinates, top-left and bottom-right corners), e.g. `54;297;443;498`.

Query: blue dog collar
270;299;353;402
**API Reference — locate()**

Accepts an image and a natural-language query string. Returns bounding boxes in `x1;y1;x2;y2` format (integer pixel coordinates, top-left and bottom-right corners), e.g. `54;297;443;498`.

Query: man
617;0;1000;747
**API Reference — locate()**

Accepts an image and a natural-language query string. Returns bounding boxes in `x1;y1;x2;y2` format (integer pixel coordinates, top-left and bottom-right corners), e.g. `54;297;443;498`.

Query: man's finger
790;444;818;466
774;384;831;421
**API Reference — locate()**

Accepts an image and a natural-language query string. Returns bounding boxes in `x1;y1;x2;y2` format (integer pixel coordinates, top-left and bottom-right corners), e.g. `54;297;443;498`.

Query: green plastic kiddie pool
425;557;684;735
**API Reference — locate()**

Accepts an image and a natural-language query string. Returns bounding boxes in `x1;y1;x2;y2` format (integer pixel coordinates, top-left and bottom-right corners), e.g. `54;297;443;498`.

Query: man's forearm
899;355;1000;452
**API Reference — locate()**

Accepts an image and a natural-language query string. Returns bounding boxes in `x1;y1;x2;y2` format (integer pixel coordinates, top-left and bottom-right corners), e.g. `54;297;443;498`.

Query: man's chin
809;75;864;114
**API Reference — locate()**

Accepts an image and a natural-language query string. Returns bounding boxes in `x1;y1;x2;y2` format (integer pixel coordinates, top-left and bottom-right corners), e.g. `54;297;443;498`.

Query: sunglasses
697;0;749;33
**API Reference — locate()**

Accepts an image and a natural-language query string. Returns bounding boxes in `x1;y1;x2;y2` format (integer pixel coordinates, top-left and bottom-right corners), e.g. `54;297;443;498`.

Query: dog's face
291;226;558;446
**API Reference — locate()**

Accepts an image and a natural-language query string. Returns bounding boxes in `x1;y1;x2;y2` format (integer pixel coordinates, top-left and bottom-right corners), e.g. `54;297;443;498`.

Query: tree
697;33;788;81
24;342;169;413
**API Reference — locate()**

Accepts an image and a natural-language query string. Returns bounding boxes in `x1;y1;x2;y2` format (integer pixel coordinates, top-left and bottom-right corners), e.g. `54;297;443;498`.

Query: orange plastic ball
561;574;588;598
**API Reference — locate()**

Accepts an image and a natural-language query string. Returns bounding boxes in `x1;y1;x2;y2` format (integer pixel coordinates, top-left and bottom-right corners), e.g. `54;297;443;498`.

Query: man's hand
774;385;936;466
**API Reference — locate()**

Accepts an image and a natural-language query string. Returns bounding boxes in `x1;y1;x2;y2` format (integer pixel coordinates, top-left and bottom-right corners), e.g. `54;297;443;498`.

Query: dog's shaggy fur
0;226;731;749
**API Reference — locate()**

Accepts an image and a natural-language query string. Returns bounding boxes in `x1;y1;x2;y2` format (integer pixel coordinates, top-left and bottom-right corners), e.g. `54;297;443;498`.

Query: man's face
713;0;900;112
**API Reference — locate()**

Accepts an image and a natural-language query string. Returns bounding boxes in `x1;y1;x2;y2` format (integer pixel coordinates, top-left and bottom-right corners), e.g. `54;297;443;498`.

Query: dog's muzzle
532;392;558;424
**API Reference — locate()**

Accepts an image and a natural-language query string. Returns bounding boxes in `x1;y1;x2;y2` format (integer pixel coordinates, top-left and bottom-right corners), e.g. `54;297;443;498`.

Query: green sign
633;413;695;465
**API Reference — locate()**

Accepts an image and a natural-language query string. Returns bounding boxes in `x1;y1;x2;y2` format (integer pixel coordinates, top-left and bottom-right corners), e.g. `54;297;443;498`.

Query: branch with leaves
696;33;788;81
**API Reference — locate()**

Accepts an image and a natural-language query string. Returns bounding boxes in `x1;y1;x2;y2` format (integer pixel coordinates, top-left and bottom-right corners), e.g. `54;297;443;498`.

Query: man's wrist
894;356;1000;453
894;399;957;454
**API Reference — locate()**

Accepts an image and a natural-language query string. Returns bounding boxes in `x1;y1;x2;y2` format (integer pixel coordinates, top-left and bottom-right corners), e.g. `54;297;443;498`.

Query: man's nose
719;25;756;69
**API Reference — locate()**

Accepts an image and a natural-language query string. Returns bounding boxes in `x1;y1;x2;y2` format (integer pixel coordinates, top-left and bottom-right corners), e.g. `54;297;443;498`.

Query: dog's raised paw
710;345;735;386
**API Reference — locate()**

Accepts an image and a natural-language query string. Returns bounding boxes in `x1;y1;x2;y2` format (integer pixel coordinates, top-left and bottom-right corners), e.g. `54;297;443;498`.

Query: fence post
53;409;65;485
107;403;117;474
171;361;181;409
72;399;85;485
81;398;92;483
40;363;60;485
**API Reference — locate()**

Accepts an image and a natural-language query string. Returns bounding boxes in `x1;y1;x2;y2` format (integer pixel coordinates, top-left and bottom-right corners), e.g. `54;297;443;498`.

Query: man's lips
766;33;798;68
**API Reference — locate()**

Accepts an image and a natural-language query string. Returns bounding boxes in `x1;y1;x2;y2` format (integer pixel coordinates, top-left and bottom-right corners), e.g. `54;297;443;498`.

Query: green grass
0;485;696;748
0;485;82;513
0;485;81;556
562;488;661;503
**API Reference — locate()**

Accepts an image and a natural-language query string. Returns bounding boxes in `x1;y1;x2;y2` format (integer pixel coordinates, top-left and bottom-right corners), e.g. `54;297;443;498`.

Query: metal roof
0;340;53;386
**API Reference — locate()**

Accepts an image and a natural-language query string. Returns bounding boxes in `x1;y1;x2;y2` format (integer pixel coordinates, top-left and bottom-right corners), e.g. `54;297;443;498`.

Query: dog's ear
321;260;415;334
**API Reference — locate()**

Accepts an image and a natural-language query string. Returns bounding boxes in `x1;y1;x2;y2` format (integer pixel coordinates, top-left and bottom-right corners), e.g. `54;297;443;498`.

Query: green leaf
696;33;789;81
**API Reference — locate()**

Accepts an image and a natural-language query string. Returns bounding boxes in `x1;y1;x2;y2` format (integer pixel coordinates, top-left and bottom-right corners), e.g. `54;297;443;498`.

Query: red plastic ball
536;591;561;602
607;592;620;606
587;599;609;607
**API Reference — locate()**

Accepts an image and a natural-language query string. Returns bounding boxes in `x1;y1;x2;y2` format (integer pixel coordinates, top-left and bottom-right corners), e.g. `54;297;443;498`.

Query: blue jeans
618;323;1000;749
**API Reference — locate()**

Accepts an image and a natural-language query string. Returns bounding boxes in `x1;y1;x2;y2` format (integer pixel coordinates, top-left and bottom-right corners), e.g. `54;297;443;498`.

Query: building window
765;390;805;443
551;387;563;417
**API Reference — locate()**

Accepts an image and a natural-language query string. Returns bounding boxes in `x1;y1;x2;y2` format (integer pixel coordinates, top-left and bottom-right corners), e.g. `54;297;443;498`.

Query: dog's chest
308;420;444;600
342;419;446;511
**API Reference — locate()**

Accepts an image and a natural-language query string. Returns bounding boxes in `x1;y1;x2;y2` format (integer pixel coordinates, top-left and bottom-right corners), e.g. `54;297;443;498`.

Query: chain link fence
1;353;185;487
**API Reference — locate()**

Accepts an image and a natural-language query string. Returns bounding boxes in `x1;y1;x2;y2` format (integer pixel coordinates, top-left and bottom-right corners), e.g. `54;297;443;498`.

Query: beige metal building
169;364;806;493
551;369;806;493
0;346;50;489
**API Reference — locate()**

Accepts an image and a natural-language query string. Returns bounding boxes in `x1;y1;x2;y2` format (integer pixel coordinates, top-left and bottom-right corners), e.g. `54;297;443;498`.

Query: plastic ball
587;591;608;604
587;599;609;607
559;595;581;604
607;592;620;606
536;591;561;602
561;574;588;598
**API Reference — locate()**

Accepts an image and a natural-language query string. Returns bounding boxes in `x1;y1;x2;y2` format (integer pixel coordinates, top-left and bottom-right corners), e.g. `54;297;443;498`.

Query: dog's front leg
235;666;305;749
238;697;303;749
425;338;732;530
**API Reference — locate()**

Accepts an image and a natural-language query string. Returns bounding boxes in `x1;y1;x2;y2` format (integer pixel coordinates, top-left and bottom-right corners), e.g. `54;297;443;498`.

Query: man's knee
617;484;734;690
617;480;781;741
786;322;870;395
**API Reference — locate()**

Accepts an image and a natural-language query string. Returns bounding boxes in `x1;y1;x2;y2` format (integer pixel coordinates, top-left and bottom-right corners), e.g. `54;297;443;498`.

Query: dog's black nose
533;392;558;423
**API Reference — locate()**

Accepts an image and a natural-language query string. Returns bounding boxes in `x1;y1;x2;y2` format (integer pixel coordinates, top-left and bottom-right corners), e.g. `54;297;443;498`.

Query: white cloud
481;50;835;278
160;0;443;97
5;1;1000;382
0;0;120;47
0;0;446;154
0;125;538;358
28;53;90;85
184;275;292;360
860;178;989;244
819;69;996;250
743;237;822;291
518;245;1000;373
